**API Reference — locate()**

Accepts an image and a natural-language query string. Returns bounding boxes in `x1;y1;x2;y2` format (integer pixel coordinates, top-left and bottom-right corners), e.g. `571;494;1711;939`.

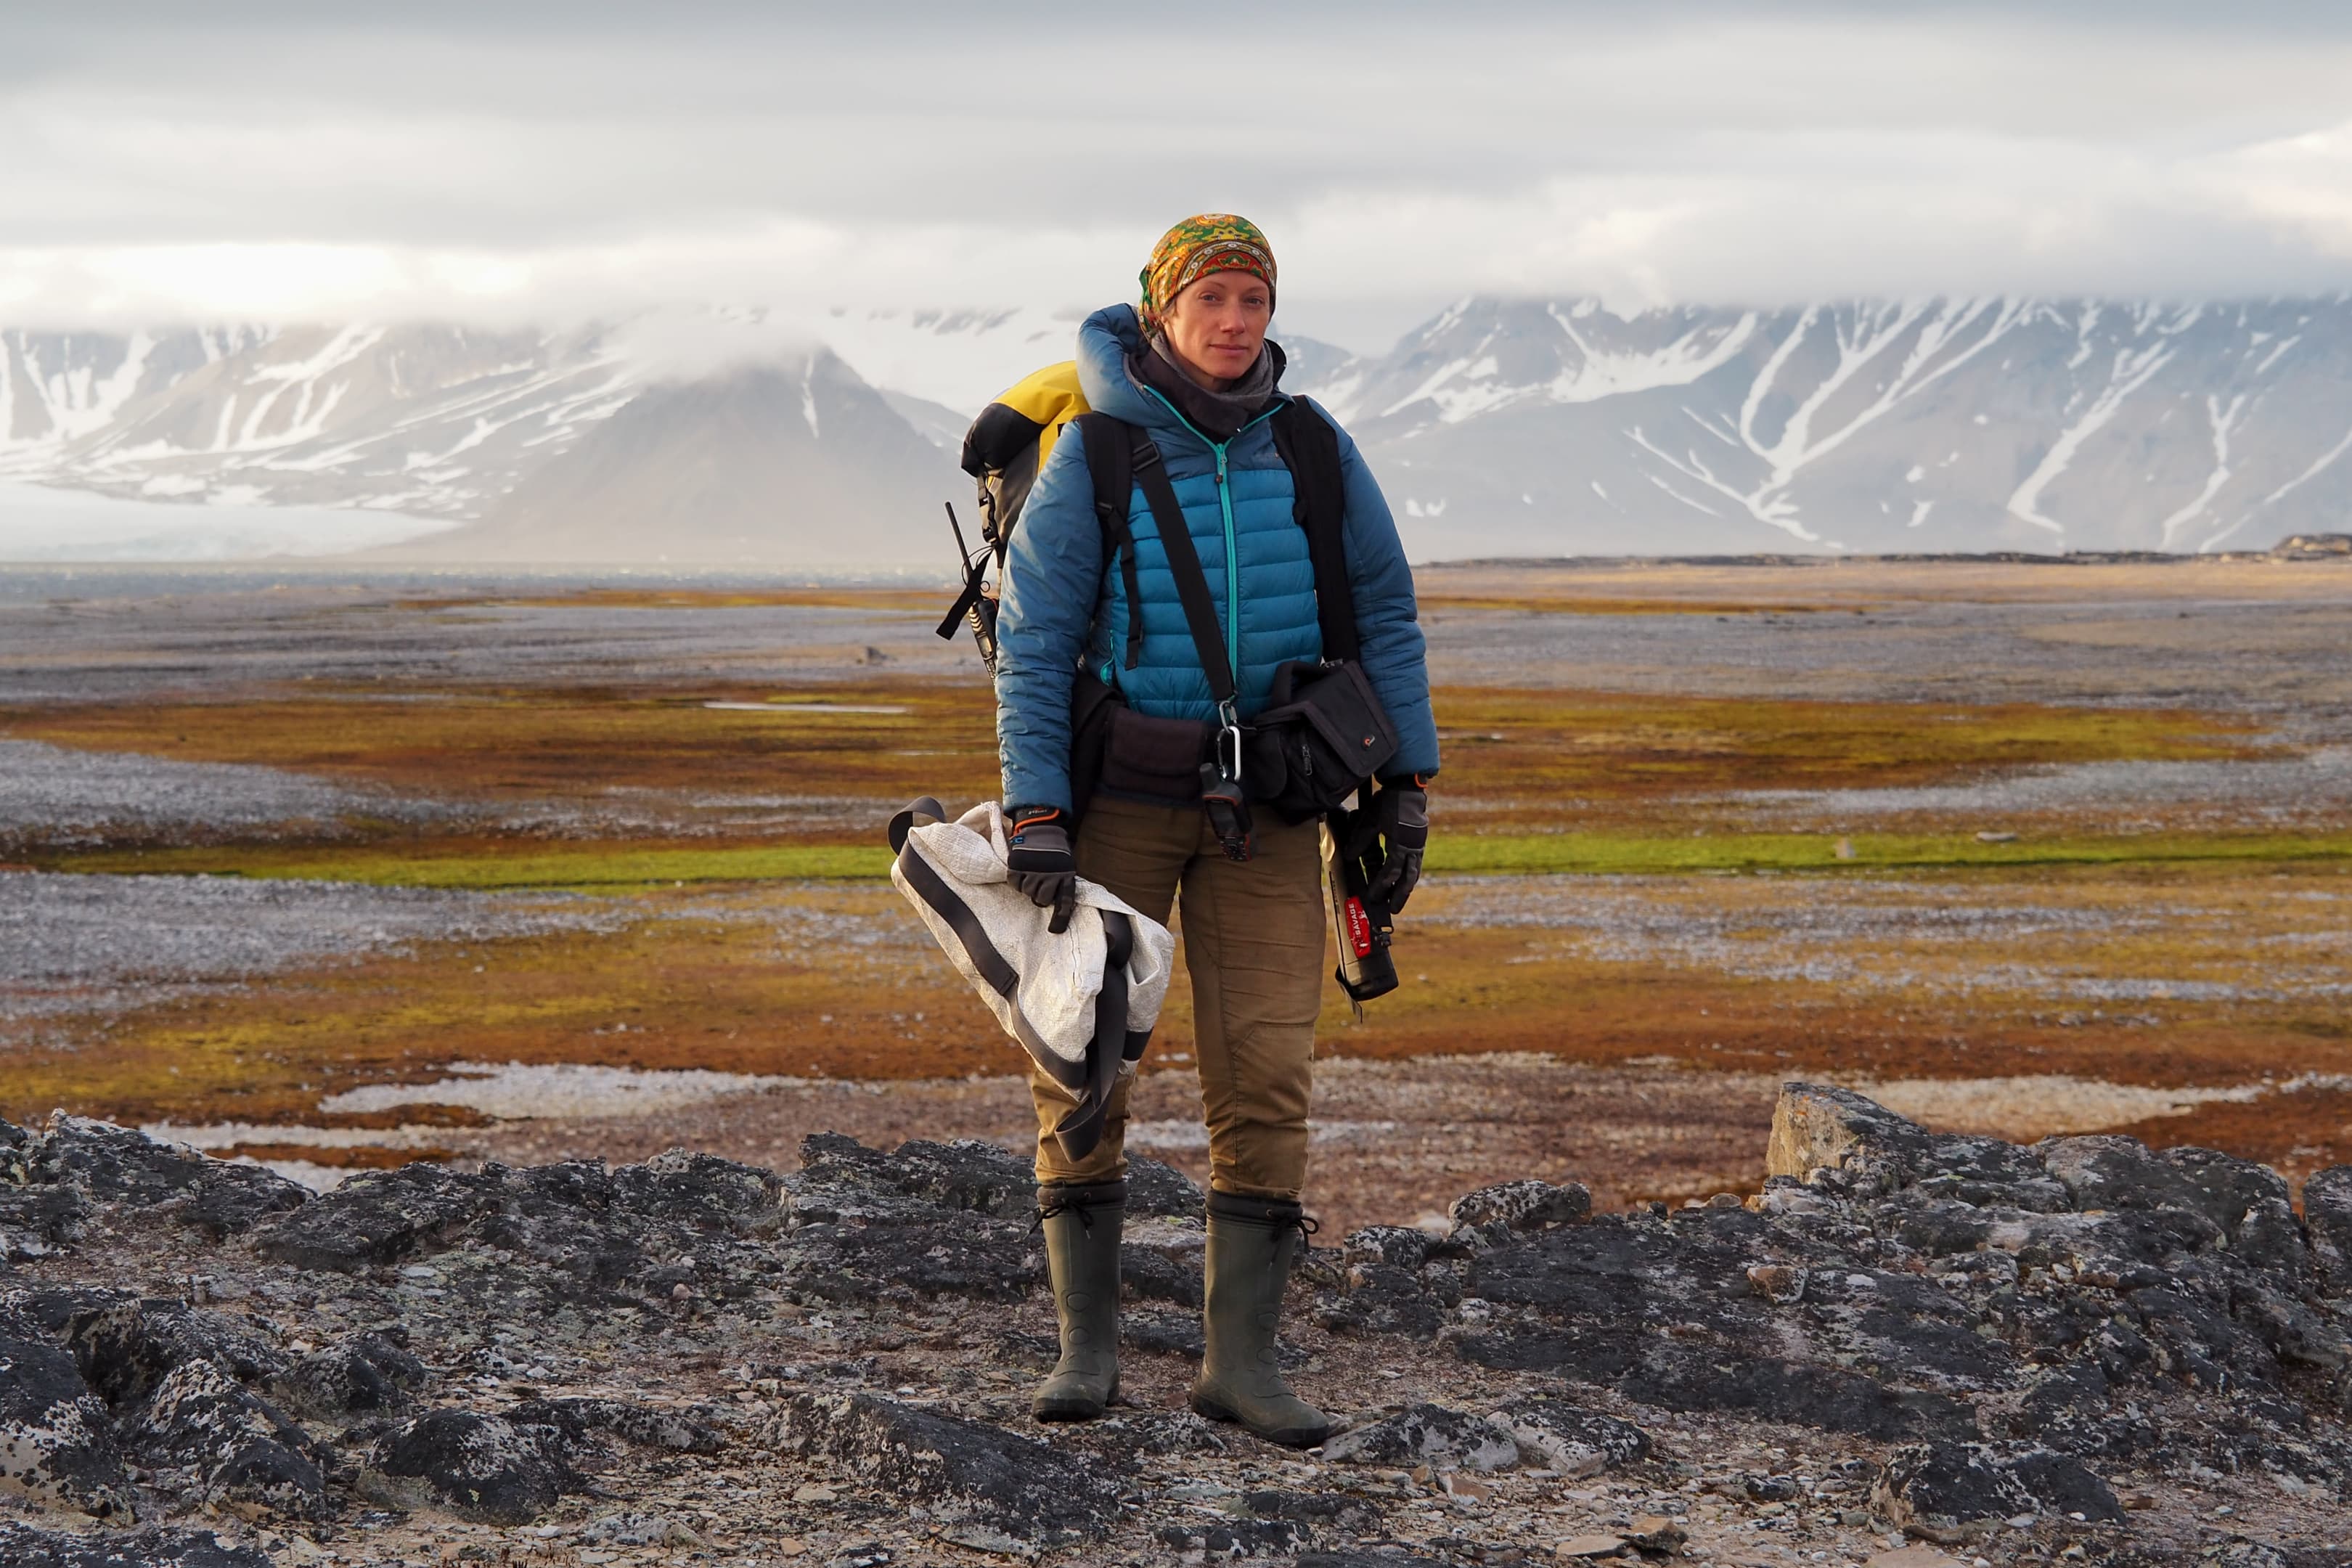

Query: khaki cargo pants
1028;796;1325;1201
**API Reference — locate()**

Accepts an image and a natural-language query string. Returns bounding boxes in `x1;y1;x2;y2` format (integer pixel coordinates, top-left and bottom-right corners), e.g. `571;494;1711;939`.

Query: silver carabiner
1216;701;1245;788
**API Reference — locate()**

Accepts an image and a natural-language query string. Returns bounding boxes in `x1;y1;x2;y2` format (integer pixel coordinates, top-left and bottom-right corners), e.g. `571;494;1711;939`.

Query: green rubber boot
1032;1179;1124;1421
1190;1191;1331;1447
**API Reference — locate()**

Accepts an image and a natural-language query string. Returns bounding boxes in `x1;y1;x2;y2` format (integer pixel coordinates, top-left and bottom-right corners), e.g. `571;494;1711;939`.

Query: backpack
934;359;1356;674
936;361;1090;671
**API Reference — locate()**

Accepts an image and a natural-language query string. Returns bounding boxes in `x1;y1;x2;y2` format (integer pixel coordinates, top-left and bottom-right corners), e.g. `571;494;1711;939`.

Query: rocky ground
5;1087;2352;1567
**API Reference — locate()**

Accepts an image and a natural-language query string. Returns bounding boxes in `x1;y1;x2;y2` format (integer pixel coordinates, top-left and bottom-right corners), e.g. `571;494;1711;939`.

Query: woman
992;214;1438;1445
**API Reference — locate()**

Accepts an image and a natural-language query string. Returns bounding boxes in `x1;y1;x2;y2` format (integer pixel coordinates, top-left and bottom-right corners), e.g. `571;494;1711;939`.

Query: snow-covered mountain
0;324;632;517
3;297;2346;563
0;322;965;565
1295;297;2352;557
390;350;960;567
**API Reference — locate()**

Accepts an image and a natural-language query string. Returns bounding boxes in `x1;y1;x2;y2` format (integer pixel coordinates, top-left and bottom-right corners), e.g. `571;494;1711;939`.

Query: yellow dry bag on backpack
934;361;1091;670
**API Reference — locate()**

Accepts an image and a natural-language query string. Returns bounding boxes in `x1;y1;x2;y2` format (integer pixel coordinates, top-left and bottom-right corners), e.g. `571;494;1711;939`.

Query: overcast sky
4;2;2350;351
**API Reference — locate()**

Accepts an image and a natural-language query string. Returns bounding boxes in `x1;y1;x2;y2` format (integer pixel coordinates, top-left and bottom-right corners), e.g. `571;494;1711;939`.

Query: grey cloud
4;4;2351;342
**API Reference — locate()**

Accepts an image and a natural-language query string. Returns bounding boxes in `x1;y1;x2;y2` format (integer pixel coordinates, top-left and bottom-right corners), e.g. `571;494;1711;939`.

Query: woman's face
1161;269;1272;391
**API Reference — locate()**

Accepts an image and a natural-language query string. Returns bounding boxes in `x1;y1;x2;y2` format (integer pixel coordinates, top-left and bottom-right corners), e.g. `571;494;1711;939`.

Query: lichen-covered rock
2162;1146;2294;1235
1450;1179;1593;1236
3;1105;2346;1561
248;1162;499;1272
0;1181;88;1261
134;1358;329;1519
360;1408;579;1524
2303;1166;2352;1297
507;1394;724;1456
1119;1217;1206;1307
68;1299;287;1409
252;1150;785;1315
465;1154;784;1303
28;1115;309;1241
1768;1082;1935;1190
1156;1517;1315;1557
1318;1262;1447;1338
1120;1307;1205;1357
1315;1224;1466;1338
1343;1225;1444;1273
781;1210;1040;1304
1323;1402;1522;1471
780;1134;1043;1304
1908;1132;2073;1212
2036;1135;2218;1217
0;1286;134;1338
606;1148;788;1235
1244;1487;1387;1535
0;1522;273;1567
0;1326;136;1519
1872;1442;2125;1541
1455;1199;1974;1440
1489;1398;1650;1477
1078;1408;1225;1456
1617;1336;1977;1440
774;1390;1120;1540
792;1132;1030;1222
1127;1155;1206;1218
268;1329;428;1418
1769;1087;2070;1212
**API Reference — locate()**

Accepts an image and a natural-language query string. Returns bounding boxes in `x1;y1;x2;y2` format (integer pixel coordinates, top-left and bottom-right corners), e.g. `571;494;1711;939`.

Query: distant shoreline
4;537;2347;587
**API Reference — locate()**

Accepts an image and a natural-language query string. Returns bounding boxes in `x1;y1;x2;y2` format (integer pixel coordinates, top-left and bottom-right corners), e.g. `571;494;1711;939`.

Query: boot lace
1034;1193;1099;1233
1276;1212;1320;1256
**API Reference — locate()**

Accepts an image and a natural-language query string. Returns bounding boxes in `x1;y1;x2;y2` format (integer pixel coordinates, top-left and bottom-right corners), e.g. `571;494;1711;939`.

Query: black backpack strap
1077;413;1148;671
1267;398;1357;664
1126;428;1238;709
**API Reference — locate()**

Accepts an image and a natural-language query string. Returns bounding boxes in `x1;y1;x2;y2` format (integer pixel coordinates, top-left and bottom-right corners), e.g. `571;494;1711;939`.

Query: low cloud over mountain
2;296;2346;565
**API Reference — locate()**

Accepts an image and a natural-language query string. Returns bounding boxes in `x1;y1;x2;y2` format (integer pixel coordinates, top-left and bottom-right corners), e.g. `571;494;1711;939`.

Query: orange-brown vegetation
4;679;2271;852
9;568;2349;1216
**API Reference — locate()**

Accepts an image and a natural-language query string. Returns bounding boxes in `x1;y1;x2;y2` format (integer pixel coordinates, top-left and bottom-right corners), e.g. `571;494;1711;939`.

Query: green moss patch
1428;830;2352;876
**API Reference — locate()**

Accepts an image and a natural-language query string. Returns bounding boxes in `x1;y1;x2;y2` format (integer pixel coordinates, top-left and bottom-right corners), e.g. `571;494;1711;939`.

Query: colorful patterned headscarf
1138;213;1277;338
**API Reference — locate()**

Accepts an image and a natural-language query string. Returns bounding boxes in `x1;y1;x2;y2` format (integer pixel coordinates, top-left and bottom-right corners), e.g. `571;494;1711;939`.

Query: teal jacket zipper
1140;388;1282;695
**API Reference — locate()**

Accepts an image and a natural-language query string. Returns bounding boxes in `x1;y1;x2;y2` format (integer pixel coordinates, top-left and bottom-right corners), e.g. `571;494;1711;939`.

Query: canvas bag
886;797;1175;1158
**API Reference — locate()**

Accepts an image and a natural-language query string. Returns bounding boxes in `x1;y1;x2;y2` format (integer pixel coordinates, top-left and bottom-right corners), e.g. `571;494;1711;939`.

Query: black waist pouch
1101;705;1212;804
1244;659;1400;823
1070;668;1212;812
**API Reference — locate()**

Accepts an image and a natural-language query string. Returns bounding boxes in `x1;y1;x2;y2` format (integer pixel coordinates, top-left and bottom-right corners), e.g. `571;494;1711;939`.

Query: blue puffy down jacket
995;304;1440;813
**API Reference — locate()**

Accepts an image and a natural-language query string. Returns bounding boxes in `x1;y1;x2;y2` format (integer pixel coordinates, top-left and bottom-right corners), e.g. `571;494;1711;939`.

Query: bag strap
1076;413;1148;671
935;555;989;642
1125;428;1238;710
887;796;950;854
1267;399;1357;664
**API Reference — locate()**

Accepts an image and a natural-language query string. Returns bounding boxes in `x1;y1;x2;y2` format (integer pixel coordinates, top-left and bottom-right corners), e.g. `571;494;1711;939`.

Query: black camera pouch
1245;659;1399;823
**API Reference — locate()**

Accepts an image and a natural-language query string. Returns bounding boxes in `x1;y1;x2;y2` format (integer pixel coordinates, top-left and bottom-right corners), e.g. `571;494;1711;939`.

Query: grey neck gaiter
1136;332;1283;442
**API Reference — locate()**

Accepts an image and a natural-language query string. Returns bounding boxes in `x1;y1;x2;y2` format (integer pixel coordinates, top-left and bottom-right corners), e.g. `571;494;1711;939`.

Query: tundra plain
3;556;2348;1236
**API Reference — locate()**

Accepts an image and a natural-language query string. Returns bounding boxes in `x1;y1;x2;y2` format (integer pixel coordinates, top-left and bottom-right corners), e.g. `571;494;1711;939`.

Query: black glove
1363;783;1428;912
1006;809;1079;934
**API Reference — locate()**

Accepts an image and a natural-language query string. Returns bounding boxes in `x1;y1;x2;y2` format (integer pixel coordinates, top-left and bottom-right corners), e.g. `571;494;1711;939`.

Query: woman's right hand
1007;809;1079;934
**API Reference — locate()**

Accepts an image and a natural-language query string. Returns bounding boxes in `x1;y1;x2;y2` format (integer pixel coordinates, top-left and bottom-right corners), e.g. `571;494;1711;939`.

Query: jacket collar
1074;303;1289;449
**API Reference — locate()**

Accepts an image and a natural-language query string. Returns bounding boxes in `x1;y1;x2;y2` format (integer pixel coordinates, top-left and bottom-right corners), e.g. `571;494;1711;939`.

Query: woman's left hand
1364;785;1427;912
